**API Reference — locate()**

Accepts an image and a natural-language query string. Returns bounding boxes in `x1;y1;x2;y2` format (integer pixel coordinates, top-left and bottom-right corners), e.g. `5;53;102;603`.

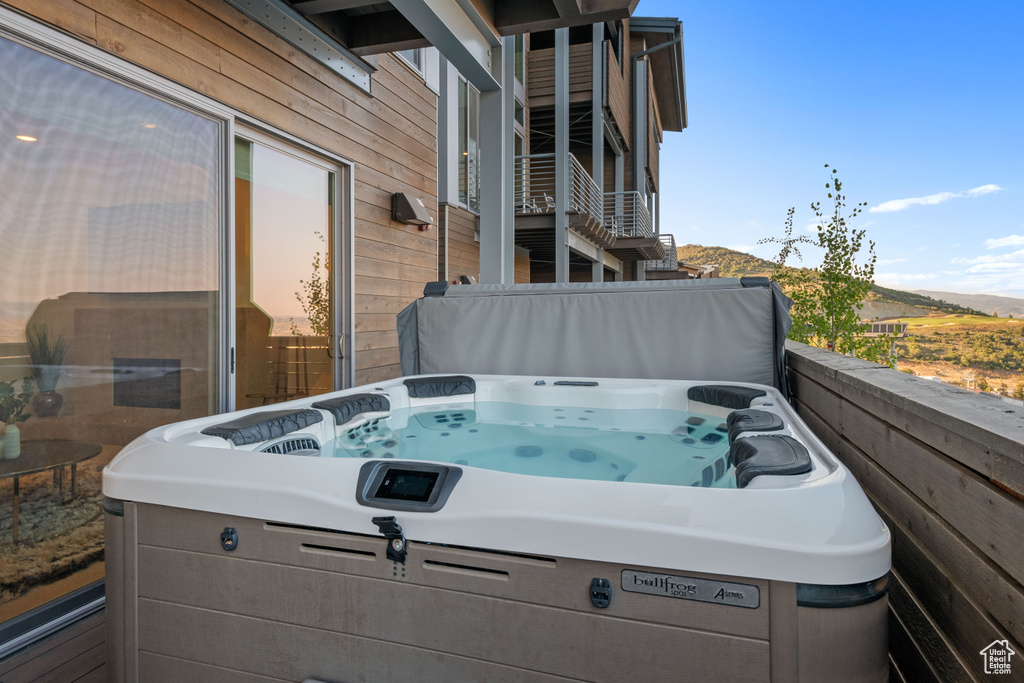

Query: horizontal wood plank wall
440;207;546;285
604;39;630;150
526;43;592;106
515;250;531;283
440;204;479;282
786;342;1024;683
0;611;105;682
646;63;660;192
2;0;439;387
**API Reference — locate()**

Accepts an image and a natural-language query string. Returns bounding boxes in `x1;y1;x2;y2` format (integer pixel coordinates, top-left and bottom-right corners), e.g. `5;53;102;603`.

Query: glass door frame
227;122;354;411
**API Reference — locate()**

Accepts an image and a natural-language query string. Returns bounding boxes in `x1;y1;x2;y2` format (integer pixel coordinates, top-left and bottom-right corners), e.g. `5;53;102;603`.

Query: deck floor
0;611;105;683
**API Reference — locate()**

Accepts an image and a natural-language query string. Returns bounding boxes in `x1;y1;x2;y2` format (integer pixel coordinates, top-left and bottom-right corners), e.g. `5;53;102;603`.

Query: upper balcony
646;234;679;271
514;153;616;254
603;191;665;262
513;154;665;265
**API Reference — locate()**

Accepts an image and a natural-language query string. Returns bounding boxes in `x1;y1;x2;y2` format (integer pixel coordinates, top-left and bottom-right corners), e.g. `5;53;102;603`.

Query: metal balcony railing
514;154;605;224
603;191;653;238
647;234;678;270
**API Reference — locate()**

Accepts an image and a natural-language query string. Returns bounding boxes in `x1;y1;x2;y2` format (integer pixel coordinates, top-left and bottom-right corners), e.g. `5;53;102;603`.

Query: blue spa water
322;402;736;488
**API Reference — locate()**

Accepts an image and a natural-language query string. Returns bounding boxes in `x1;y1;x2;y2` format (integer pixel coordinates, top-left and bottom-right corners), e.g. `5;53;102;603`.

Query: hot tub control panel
356;461;462;512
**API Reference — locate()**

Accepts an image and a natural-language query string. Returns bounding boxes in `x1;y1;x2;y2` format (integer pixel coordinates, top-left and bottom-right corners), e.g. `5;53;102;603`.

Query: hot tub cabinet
104;373;890;683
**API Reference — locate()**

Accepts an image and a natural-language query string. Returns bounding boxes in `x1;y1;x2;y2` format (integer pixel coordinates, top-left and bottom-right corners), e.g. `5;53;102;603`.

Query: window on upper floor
514;34;525;86
397;48;424;75
458;77;480;212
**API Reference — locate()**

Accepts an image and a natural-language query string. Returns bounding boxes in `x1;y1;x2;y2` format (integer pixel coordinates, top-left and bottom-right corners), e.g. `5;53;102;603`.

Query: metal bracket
372;515;407;563
223;0;374;93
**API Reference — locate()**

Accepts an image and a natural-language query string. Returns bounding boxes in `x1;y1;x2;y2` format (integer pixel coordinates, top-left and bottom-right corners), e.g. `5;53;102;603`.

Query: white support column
479;38;515;283
554;27;570;283
654;190;660;236
592;251;604;282
633;56;647;194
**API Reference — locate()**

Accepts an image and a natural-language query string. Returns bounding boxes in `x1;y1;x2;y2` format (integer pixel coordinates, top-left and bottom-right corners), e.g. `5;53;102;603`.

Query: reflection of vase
32;390;64;417
2;424;20;459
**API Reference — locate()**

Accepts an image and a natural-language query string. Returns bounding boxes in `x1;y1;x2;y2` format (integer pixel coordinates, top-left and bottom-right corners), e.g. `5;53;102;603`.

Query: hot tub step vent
423;560;511;579
301;543;376;559
260;437;321;456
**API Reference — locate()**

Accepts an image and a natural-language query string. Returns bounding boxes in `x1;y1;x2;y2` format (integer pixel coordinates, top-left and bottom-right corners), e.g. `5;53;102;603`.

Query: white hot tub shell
104;373;890;683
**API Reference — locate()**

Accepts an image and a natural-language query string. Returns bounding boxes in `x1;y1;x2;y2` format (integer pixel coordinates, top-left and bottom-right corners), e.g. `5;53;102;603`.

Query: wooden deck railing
786;341;1024;682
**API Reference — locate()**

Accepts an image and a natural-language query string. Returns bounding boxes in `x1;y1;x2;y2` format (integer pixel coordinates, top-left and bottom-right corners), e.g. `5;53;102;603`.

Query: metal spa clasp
372;515;407;563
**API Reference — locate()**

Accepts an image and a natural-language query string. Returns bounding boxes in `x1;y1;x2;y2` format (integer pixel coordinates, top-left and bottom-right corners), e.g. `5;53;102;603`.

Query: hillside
676;245;775;278
677;244;979;317
912;290;1024;318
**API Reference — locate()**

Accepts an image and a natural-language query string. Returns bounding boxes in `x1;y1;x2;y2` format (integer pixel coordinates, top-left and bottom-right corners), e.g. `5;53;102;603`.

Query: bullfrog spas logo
980;640;1015;675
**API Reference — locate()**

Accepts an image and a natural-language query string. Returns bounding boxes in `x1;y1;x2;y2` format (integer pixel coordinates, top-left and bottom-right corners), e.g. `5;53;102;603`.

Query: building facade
436;18;688;285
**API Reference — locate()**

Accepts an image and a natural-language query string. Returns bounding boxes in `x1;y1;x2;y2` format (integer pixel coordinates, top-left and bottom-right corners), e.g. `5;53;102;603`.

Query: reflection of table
0;439;103;543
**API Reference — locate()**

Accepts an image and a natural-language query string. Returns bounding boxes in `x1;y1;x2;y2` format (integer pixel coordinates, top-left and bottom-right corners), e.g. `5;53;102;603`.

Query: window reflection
0;36;221;623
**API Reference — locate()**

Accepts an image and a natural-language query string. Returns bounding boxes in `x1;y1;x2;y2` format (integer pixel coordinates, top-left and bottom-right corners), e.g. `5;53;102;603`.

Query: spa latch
590;578;612;608
372;516;407;563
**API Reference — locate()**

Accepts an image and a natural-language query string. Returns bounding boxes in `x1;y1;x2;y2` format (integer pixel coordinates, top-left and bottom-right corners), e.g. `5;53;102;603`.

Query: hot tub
103;373;890;683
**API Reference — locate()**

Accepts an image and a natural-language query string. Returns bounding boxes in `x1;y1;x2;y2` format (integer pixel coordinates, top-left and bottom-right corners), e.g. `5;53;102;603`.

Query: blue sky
635;0;1024;296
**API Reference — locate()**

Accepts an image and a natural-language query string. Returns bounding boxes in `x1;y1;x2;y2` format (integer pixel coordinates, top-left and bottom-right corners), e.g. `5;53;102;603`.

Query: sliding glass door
233;131;347;409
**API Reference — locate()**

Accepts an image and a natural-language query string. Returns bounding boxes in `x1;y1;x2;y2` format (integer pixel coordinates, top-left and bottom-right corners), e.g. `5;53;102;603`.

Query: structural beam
293;0;367;14
390;0;500;91
552;0;583;19
346;11;430;54
494;0;638;36
223;0;373;92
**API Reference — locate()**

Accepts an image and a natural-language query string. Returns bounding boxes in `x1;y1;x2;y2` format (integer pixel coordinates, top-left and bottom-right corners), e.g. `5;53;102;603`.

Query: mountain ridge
676;244;981;317
911;290;1024;318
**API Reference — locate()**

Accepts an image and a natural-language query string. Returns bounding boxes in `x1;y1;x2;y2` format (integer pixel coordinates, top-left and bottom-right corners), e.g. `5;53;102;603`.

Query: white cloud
954;248;1024;267
985;235;1024;249
870;192;958;213
876;258;907;266
875;272;937;284
966;184;1002;197
869;184;1004;213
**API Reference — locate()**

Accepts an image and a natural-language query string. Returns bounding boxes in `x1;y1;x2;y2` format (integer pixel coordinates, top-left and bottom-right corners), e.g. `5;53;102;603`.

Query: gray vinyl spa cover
397;278;793;393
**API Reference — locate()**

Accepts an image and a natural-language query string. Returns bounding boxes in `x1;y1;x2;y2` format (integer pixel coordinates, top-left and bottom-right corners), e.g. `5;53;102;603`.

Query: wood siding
786;342;1024;682
604;39;630;150
439;204;531;283
2;0;439;386
438;204;479;281
526;43;593;106
646;61;661;192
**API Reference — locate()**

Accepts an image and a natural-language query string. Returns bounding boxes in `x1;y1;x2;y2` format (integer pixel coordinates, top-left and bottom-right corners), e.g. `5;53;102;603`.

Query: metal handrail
514;154;605;225
567;154;604;220
647;234;678;270
602;191;652;238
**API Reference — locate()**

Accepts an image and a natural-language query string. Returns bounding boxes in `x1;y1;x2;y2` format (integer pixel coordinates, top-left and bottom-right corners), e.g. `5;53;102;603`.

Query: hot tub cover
397;278;793;393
